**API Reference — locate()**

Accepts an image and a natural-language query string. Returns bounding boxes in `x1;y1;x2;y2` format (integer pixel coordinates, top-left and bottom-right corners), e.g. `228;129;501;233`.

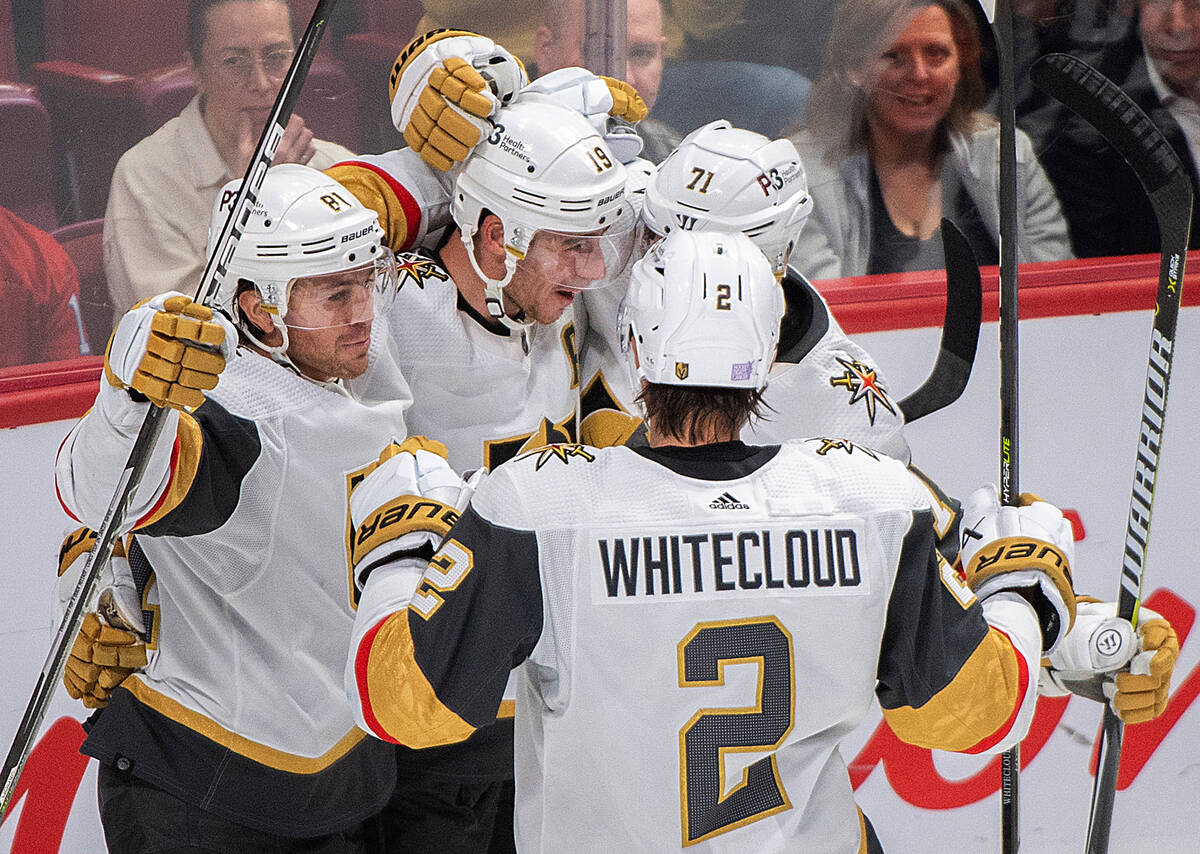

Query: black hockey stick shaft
1030;52;1191;854
0;0;341;819
899;218;982;422
991;0;1021;849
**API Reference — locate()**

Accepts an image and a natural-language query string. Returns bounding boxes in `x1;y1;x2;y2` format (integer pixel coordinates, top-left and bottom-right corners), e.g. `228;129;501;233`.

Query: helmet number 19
587;146;614;173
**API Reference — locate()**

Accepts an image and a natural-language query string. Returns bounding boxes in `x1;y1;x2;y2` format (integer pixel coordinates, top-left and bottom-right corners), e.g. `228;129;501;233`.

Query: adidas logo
709;492;750;510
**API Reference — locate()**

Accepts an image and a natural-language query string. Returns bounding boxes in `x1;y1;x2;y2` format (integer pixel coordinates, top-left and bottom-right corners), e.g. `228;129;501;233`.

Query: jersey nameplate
590;522;870;603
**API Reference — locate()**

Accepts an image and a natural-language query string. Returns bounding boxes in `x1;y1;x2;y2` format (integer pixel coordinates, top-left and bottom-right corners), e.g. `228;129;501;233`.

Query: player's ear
473;213;509;271
237;285;281;345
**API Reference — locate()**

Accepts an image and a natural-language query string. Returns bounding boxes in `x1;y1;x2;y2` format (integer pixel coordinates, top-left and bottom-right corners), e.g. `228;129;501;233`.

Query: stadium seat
31;1;362;223
31;0;191;222
341;0;426;152
0;0;18;81
0;82;57;232
50;217;111;354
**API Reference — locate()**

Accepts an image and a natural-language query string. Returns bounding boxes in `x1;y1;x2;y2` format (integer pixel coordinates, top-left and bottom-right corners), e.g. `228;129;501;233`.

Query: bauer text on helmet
208;164;398;378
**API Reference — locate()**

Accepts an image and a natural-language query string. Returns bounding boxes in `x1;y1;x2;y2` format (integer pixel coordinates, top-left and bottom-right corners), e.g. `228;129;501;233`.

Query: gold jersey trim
123;676;366;773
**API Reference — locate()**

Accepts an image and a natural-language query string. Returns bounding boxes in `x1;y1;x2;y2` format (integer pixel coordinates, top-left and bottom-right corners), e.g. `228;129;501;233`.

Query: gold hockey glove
1111;610;1179;723
1041;599;1180;724
600;76;648;123
64;612;147;709
105;292;236;410
390;30;527;172
348;438;468;594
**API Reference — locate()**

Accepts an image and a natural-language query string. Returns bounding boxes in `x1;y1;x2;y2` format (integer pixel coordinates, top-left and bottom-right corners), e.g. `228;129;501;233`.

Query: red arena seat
0;82;57;232
50;217;111;353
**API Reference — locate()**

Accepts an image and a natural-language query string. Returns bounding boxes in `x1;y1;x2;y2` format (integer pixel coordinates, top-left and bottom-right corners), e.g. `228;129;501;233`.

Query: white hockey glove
959;484;1077;654
105;292;236;411
389;29;527;172
58;528;147;709
348;437;469;595
1042;599;1180;724
525;67;648;164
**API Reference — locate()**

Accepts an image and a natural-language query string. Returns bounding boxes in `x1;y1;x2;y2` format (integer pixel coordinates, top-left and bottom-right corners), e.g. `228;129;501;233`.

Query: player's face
193;0;295;140
1141;0;1200;97
283;266;379;380
863;5;961;140
505;228;613;324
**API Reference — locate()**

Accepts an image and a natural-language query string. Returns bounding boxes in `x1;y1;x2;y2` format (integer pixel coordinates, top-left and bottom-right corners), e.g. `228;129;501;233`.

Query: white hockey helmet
642;120;813;277
619;230;783;391
209;164;396;360
450;92;636;333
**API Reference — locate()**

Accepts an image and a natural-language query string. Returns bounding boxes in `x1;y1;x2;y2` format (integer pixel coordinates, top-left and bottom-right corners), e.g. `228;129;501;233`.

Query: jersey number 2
678;617;794;846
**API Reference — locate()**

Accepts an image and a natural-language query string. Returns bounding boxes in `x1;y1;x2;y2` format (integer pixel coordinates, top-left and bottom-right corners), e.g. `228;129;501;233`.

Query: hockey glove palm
105;292;236;410
959;484;1077;653
1042;600;1180;724
390;30;526;172
524;67;648;162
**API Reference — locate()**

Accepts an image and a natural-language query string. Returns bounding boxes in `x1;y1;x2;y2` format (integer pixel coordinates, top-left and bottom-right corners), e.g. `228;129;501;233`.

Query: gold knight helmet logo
675;362;689;381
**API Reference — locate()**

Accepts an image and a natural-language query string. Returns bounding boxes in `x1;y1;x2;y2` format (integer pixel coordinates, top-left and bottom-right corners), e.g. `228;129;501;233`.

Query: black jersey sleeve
875;508;1027;753
137;398;261;538
353;501;544;749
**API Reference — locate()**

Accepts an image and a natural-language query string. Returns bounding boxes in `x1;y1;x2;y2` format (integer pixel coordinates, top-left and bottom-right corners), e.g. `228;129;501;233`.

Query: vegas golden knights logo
675;362;689;381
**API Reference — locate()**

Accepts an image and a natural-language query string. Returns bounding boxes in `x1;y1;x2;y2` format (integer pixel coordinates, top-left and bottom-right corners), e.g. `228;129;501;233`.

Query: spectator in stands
791;0;1072;280
0;206;88;368
533;0;680;162
1023;0;1200;256
102;0;355;320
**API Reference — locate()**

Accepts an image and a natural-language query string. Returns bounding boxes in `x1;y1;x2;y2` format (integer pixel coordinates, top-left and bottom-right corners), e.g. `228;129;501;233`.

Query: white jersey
353;250;581;474
348;439;1043;853
55;331;410;835
579;269;911;461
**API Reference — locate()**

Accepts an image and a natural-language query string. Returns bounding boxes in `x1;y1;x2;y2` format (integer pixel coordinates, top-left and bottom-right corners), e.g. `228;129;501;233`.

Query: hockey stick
0;0;341;819
1030;51;1191;854
985;0;1023;846
898;218;982;422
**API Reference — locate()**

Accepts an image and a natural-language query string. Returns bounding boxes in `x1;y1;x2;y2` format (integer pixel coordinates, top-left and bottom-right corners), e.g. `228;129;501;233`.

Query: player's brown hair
637;383;768;445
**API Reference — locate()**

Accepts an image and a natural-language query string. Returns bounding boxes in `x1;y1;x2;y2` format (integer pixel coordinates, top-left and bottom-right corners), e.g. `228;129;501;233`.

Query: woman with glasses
102;0;355;323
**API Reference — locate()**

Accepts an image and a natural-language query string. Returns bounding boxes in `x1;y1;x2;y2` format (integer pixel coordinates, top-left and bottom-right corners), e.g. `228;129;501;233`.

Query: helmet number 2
713;281;743;311
587;146;614;173
678;617;794;845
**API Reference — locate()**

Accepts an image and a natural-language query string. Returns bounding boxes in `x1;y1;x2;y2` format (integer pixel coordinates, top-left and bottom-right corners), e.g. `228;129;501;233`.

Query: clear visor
517;203;638;291
282;254;398;331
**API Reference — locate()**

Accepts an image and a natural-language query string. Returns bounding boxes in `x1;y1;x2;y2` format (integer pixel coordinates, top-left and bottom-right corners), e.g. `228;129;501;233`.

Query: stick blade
899;218;982;422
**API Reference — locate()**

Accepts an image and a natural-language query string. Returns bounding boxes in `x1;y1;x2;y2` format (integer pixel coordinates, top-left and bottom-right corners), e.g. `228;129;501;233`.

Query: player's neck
645;422;739;448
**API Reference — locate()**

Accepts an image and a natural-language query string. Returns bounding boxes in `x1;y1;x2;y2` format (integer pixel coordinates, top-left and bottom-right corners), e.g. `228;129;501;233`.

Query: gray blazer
791;122;1074;281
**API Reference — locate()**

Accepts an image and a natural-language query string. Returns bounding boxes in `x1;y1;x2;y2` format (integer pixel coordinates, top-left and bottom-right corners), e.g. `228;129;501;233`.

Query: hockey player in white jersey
350;91;636;474
332;31;911;465
340;230;1179;853
54;164;411;852
579;119;911;463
